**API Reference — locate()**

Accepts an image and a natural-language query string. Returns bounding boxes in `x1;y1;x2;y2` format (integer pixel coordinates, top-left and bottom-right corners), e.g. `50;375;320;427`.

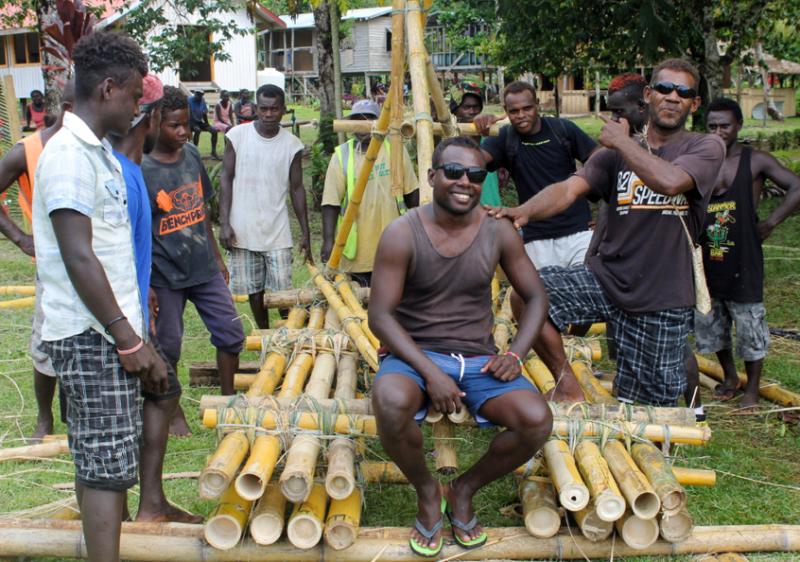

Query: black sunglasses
435;163;488;183
651;81;697;99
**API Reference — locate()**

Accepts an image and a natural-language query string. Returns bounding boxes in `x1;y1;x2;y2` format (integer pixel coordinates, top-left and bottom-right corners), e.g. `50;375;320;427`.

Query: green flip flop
409;497;447;558
446;509;488;550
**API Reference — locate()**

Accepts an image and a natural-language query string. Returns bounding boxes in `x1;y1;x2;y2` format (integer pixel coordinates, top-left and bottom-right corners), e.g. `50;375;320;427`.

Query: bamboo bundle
405;0;434;203
616;510;660;549
287;482;328;550
250;483;287;545
308;264;378;371
0;439;69;462
543;440;590;511
432;418;458;475
333;119;503;138
204;484;253;550
574;440;626;522
198;394;372;417
602;441;660;519
324;488;362;551
660;508;694;543
262;287;369;309
695;354;800;407
245;334;355;353
570;361;617;405
200;432;250;500
574;506;614;542
525;355;557;394
277;353;315;398
0;296;34;309
631;442;687;514
235;435;281;501
0;285;35;295
493;289;514;352
518;478;561;538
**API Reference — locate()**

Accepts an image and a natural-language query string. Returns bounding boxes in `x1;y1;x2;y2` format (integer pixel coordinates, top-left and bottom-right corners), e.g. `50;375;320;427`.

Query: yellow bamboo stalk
491;276;501;311
277;353;315;398
671;467;716;487
325;438;356;500
660;508;694;543
333;119;503;137
262;287;369;309
0;296;34;309
565;338;602;362
574;506;614;542
525;355;557;394
405;0;434;203
518;478;561;538
280;435;322;503
245;334;355;353
587;323;607;336
307;306;327;329
0;439;69;463
493;289;514;352
570;361;617;405
198;394;372;417
304;353;338;400
574;441;626;522
616;510;660;550
203;484;253;550
324;307;341;330
550;419;710;446
333;275;379;349
425;57;457;138
199;432;250;500
245;305;307;398
234;435;281;502
334;355;358;400
324;488;362;551
631;442;687;514
286;482;328;550
308;264;378;370
602;441;660;519
432;418;458;475
543;440;590;511
695;353;800;407
0;285;35;296
388;0;406;202
249;483;287;545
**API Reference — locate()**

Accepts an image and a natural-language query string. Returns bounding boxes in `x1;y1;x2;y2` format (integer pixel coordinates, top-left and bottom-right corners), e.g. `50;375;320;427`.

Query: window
386;29;391;52
12;32;40;65
0;37;6;67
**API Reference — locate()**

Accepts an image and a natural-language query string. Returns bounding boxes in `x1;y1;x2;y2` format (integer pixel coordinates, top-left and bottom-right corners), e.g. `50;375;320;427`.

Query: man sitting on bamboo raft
368;136;583;557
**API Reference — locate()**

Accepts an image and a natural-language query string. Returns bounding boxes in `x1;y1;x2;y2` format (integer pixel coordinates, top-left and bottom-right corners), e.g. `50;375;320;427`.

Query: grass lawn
0;110;799;561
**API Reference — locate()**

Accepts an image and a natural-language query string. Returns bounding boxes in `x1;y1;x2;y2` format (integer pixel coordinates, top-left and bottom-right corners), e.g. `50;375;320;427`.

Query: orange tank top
17;132;43;222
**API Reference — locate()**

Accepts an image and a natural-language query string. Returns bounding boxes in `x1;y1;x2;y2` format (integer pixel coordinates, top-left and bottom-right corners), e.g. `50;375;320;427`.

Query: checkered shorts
228;247;293;295
42;329;142;491
540;265;691;406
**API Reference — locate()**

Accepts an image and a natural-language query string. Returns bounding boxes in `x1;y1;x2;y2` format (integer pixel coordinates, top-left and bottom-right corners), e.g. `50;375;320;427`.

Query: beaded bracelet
117;339;144;356
504;350;524;369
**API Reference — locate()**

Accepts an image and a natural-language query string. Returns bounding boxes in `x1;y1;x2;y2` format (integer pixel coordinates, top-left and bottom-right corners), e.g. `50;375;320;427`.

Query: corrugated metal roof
279;6;392;29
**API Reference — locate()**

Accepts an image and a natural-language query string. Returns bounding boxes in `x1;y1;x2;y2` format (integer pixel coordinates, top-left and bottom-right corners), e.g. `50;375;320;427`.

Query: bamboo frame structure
200;432;250;500
574;440;626;522
324;488;362;551
518;478;561;538
204;485;253;550
543;440;590;511
616;511;660;550
0;439;69;462
603;441;661;519
631;441;687;514
262;287;369;309
432;418;458;475
286;482;328;550
660;508;694;543
405;0;434;203
249;483;287;545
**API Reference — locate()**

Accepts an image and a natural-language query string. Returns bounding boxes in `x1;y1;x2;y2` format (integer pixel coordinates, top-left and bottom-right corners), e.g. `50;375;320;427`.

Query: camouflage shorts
693;300;769;361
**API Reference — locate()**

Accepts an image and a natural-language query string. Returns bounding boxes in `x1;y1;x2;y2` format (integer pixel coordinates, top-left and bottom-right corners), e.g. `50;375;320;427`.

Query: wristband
104;315;127;335
117;339;144;356
504;350;524;369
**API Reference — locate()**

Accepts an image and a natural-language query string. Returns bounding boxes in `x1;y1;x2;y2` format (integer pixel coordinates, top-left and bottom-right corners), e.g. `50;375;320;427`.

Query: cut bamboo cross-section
543;440;590;511
432;418;458;475
602;440;660;519
250;482;287;545
200;431;250;500
574;506;614;542
287;482;328;550
235;434;281;501
281;435;322;503
574;440;626;522
518;478;561;538
571;361;617;405
326;438;356;500
660;508;694;543
616;510;660;550
245;306;307;398
262;287;369;309
0;439;69;463
324;488;362;551
204;484;253;550
631;442;687;514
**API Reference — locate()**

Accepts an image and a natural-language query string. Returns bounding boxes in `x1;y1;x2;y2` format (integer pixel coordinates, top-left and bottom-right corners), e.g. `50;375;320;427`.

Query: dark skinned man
369;136;558;557
489;59;726;407
219;84;311;328
695;97;800;409
33;31;167;562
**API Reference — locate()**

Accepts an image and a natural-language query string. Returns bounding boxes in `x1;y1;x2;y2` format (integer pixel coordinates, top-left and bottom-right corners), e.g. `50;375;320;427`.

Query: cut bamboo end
519;479;561;538
543;440;590;511
280;435;322;503
235;435;281;502
447;407;471;425
324;488;362;550
574;506;614;542
204;485;253;551
250;483;287;545
616;511;660;550
287;482;328;550
200;432;250;500
603;441;661;519
424;410;444;423
326;438;356;500
660;508;694;543
631;442;687;514
574;440;626;522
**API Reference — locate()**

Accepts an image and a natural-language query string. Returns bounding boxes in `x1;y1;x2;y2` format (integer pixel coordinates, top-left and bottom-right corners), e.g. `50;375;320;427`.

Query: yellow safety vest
335;138;407;260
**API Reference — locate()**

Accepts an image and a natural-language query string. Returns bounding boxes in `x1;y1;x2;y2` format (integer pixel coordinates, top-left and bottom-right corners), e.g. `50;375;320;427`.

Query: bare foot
548;373;586;403
410;483;443;552
137;503;203;524
444;481;484;545
168;406;192;438
29;418;53;443
712;381;741;402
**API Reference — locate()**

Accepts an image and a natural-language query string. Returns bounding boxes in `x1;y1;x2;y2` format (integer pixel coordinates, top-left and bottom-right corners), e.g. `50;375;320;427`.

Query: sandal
446;507;488;550
409;497;447;558
712;383;742;402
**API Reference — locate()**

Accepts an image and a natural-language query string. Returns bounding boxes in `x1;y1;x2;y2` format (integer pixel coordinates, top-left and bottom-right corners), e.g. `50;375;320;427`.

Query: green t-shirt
479;171;501;206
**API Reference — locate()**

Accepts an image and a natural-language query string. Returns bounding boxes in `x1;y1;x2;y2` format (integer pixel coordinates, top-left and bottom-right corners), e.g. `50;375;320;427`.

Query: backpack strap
504;124;519;172
543;116;576;164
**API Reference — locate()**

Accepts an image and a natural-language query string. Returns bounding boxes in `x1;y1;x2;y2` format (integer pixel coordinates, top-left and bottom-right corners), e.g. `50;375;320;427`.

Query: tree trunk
314;2;337;154
329;1;344;144
35;0;67;115
755;41;783;123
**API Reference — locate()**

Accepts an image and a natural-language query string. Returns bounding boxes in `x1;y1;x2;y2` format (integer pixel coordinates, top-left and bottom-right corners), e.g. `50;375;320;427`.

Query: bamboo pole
334;355;358;400
304;353;338;401
234;434;281;502
573;440;626;522
671;467;716;487
550;419;710;445
245;305;307;398
280;435;322;502
432;418;458;475
334;275;379;349
695;354;800;407
405;0;434;203
571;361;617;405
493;289;514;352
526;355;557;394
262;287;369;309
307;306;326;329
518;478;561;538
660;508;694;543
425;57;457;138
0;285;35;295
327;349;359;500
602;441;660;519
631;442;687;514
574;506;614;542
333;119;503;138
616;511;660;550
308;264;378;371
326;92;393;269
198;394;372;417
0;296;34;309
277;353;315;398
204;484;253;550
287;482;328;550
245;334;355;353
324;488;362;551
250;483;287;545
388;0;406;203
0;439;69;463
543;440;590;511
565;338;602;362
200;432;250;500
587;323;606;336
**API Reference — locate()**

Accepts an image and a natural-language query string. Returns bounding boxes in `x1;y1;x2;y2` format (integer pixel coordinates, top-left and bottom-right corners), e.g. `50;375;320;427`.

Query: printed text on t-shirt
615;170;688;215
156;175;206;235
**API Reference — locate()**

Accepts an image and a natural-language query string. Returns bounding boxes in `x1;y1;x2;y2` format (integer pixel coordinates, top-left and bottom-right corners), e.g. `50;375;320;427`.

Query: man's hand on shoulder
484;204;529;229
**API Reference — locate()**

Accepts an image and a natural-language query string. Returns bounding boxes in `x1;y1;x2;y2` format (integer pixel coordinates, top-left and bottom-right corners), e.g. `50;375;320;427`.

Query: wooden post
200;432;250;500
250;483;287;545
518;479;561;538
324;488;362;550
631;442;687;514
695;353;800;407
204;484;253;550
574;440;626;522
287;482;328;549
432;418;458;475
334;275;379;349
543;440;590;511
602;441;660;519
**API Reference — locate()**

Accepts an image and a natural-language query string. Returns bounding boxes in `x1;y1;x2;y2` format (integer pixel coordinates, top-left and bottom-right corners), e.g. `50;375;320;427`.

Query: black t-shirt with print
142;143;219;289
481;120;597;242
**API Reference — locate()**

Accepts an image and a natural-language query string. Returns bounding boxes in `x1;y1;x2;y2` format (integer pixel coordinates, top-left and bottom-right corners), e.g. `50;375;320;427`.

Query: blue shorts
375;350;537;427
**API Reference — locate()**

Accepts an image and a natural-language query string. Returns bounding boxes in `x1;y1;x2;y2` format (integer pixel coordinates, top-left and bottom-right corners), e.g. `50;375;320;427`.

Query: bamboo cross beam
425;56;458;138
332;119;503;137
244;333;355;353
260;287;369;309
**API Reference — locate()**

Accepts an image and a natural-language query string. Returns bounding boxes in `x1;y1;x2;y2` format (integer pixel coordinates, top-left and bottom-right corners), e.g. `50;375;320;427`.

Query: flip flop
712;383;742;402
446;507;488;550
409;497;447;558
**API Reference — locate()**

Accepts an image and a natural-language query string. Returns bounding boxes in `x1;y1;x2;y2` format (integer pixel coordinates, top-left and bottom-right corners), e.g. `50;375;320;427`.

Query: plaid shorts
43;329;142;491
540;265;691;406
229;247;293;295
694;300;769;361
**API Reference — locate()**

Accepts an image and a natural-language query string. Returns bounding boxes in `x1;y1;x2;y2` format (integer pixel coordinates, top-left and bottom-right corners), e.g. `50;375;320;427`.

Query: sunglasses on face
435;163;488;183
651;81;697;99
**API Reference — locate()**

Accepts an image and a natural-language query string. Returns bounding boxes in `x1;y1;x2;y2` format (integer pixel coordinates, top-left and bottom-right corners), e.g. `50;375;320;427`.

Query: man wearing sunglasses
490;58;726;408
369;136;572;557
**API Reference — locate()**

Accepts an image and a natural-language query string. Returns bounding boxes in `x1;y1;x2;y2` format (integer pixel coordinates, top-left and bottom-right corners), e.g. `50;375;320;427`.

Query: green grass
1;108;800;561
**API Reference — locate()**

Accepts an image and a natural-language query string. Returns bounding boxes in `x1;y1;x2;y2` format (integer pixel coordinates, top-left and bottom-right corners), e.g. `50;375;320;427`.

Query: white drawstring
450;353;466;382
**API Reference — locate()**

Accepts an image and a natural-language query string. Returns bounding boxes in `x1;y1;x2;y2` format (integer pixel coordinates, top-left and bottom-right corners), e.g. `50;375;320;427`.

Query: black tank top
701;147;763;302
393;208;500;356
